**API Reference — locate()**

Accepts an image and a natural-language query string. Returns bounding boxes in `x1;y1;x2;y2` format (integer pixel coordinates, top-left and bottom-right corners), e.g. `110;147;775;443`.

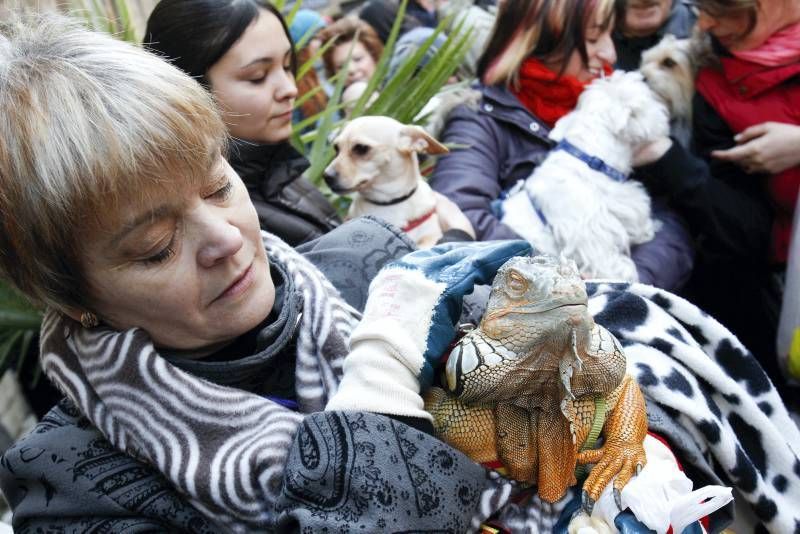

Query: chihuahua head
323;115;448;202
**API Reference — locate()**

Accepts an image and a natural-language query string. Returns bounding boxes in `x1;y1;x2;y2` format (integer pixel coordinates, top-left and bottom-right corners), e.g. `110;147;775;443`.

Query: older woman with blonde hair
0;13;532;531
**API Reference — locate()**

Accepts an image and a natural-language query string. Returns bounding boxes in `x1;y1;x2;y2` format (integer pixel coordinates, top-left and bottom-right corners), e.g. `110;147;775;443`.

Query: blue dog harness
553;139;629;183
499;139;629;229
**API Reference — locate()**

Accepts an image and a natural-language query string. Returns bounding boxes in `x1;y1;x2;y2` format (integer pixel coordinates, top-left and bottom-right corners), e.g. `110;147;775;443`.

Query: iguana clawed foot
576;440;646;514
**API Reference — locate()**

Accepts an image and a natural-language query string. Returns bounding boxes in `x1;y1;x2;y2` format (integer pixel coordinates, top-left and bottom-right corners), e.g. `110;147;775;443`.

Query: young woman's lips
272;110;292;122
214;263;255;303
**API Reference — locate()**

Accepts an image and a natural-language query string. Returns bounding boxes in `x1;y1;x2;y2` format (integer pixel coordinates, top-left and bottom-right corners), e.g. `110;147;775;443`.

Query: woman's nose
197;212;244;268
275;69;298;101
597;33;617;66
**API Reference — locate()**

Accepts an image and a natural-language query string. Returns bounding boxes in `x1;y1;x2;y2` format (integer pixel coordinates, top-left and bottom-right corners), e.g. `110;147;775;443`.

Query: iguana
425;255;648;513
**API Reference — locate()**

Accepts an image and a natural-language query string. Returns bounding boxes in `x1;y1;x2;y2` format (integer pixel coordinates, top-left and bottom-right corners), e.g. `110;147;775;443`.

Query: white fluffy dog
501;70;670;281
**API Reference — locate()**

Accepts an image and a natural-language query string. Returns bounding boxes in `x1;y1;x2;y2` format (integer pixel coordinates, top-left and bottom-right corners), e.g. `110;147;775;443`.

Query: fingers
734;122;769;143
711;143;750;162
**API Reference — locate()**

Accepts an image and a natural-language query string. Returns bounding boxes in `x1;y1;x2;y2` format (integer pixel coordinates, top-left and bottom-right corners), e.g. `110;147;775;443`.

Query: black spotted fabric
587;281;800;533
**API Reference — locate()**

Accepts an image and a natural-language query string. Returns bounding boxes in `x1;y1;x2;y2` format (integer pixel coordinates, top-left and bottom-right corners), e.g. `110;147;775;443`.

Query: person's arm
0;405;212;533
635;93;772;263
430;105;522;241
295;216;417;311
14;517;181;532
274;410;515;532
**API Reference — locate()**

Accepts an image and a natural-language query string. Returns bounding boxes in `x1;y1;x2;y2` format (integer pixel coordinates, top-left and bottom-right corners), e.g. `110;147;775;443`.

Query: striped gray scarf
39;233;361;531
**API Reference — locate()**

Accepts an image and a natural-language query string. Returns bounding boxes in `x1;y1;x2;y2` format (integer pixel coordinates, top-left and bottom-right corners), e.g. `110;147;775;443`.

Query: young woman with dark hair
144;0;341;246
430;0;695;292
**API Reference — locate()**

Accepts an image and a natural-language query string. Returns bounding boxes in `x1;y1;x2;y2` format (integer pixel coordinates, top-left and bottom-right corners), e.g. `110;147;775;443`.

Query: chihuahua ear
397;125;449;155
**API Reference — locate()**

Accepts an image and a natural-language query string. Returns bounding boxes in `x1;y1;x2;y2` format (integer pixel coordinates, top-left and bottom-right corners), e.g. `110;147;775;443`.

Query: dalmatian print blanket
583;281;800;533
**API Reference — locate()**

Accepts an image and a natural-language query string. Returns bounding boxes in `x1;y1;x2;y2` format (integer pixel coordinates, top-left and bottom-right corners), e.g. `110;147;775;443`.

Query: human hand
326;240;531;417
632;137;673;167
433;191;475;239
712;122;800;175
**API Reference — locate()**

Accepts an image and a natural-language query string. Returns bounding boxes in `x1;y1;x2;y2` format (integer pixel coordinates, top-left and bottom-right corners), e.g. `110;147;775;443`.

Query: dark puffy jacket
430;83;694;291
636;43;795;378
229;141;340;246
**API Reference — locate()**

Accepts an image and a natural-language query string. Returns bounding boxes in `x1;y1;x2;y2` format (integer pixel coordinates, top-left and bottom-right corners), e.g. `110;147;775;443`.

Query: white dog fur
323;115;449;248
501;70;670;281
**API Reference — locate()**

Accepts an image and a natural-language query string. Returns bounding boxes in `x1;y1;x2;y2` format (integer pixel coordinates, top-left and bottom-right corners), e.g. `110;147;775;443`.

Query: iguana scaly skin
425;255;648;509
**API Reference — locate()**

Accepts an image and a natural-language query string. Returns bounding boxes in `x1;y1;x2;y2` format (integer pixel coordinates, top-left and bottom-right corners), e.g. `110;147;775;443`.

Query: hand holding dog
712;122;800;175
433;192;476;239
632;137;673;167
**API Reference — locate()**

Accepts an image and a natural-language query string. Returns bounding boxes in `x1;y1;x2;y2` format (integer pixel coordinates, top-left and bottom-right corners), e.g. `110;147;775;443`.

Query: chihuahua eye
333;143;340;154
660;57;677;69
352;143;371;156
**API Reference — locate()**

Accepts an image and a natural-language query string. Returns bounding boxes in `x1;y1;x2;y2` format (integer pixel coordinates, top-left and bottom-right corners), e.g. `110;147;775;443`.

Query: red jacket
696;57;800;263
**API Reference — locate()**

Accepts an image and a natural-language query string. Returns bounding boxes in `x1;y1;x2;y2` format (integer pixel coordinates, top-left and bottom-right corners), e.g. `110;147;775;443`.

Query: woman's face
207;10;297;143
82;157;275;353
332;40;377;86
555;11;617;82
696;2;779;52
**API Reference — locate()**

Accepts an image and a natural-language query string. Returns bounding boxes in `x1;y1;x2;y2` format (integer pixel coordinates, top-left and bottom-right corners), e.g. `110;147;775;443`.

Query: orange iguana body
425;256;648;510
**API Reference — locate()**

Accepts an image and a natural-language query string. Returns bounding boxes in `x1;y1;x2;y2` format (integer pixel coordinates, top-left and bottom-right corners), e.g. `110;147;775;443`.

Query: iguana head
445;255;594;403
480;255;591;342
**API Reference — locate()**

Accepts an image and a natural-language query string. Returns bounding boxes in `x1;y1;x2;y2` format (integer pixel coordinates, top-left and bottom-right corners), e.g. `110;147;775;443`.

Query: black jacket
639;89;780;374
229;141;340;246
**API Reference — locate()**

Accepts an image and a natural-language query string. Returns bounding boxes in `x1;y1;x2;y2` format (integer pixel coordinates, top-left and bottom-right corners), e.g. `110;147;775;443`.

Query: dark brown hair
478;0;615;86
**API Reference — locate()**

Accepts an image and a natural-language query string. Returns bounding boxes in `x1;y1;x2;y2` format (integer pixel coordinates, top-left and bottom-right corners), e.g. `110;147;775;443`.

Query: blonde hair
0;14;227;313
479;0;615;86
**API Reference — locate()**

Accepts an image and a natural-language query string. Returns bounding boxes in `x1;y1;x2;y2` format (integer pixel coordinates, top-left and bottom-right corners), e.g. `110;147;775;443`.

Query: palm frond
0;281;42;386
296;6;473;192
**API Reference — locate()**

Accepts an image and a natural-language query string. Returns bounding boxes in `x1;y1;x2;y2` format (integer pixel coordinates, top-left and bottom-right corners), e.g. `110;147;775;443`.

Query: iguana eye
507;269;527;294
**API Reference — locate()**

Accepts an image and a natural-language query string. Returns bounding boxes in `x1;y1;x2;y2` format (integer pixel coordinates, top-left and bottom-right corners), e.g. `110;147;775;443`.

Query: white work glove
327;240;532;419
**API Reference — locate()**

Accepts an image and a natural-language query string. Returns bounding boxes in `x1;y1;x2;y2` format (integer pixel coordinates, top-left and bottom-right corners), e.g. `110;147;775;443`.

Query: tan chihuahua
324;115;449;248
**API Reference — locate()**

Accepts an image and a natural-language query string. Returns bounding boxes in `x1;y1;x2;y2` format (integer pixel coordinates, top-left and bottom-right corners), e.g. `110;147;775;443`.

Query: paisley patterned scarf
39;232;360;531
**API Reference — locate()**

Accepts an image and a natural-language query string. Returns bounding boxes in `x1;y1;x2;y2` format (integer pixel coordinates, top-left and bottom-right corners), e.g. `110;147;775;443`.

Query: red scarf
731;20;800;67
510;58;611;128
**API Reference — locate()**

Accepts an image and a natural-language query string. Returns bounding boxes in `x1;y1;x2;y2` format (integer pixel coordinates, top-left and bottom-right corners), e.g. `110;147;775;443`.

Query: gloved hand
326;240;531;419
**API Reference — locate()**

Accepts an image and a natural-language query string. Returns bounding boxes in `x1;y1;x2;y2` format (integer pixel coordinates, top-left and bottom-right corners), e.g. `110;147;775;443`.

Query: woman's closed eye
142;234;177;265
207;180;233;201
